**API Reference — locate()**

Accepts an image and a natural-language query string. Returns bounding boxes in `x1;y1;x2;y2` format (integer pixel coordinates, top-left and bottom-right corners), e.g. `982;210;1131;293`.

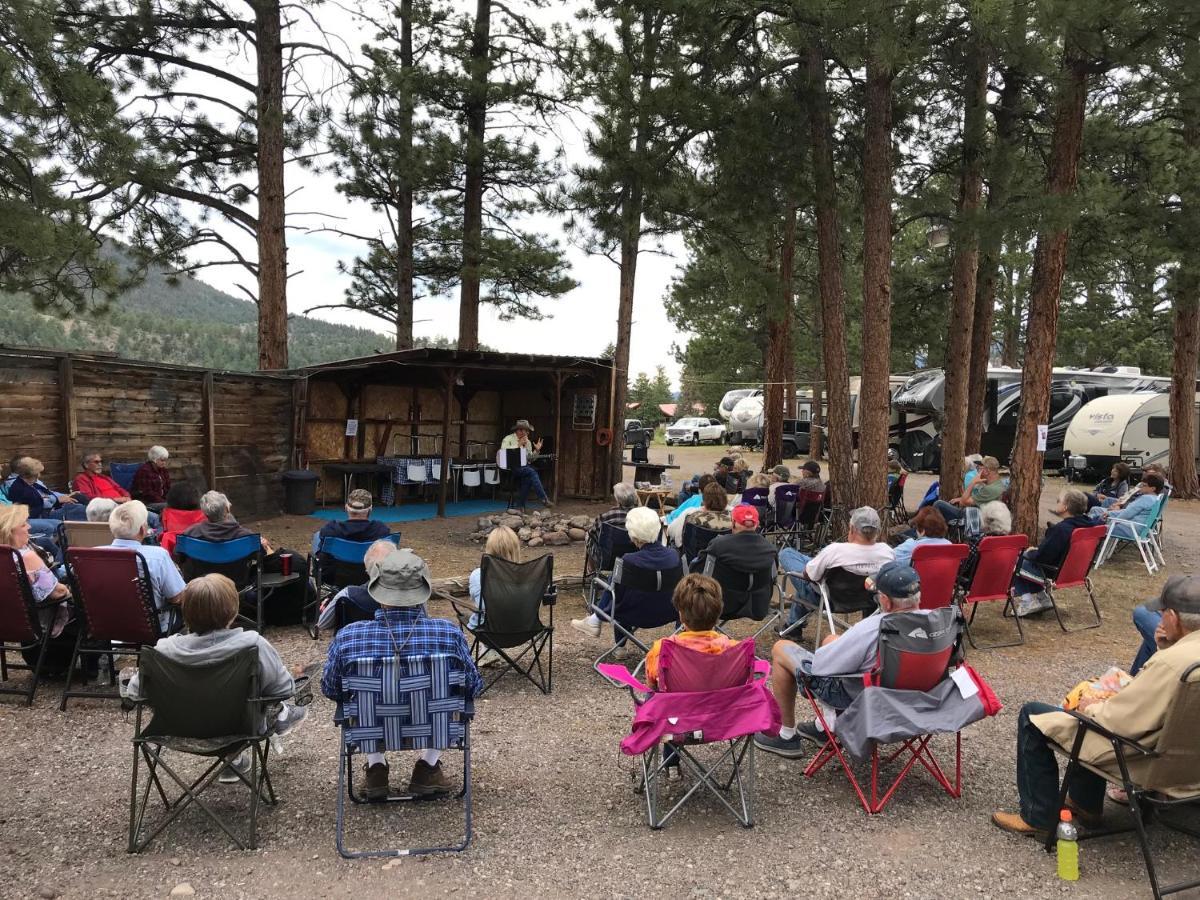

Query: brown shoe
1066;798;1104;828
408;760;451;797
991;811;1047;839
363;762;390;800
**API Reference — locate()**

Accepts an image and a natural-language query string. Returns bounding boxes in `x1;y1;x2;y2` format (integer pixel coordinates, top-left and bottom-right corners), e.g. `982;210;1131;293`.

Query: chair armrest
1062;708;1157;757
445;595;480;618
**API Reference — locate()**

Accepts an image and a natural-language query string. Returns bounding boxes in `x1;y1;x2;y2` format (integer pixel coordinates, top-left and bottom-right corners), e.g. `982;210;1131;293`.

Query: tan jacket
1031;629;1200;797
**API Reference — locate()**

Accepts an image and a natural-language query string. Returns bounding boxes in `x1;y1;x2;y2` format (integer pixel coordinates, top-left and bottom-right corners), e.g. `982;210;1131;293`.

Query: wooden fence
0;348;296;515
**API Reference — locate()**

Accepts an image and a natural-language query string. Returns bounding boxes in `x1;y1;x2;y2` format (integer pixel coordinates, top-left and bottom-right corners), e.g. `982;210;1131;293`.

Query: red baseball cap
732;504;759;528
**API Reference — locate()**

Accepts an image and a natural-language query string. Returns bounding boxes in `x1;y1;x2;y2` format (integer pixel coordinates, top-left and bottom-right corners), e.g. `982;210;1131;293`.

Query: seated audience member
311;488;392;573
767;465;791;508
1089;473;1164;539
1106;463;1170;512
572;507;677;638
73;451;131;502
644;573;737;690
1085;462;1131;510
991;575;1200;838
778;506;895;627
86;498;118;523
131;446;172;511
794;460;824;496
699;504;777;574
316;539;397;633
666;474;715;540
683;482;733;533
322;549;483;799
7;457;87;522
756;562;928;755
892;507;951;567
105;500;186;633
962;454;984;490
159;482;205;556
930;455;1005;524
586;482;638;548
886;459;904;490
713;456;739;495
469;525;523;632
958;501;1013;583
730;457;750;494
1011;489;1093;618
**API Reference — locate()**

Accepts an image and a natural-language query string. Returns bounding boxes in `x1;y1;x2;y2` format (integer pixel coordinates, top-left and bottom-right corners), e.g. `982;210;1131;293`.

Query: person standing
500;419;553;511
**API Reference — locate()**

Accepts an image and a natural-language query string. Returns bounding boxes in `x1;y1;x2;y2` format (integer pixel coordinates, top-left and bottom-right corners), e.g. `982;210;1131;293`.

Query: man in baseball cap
311;487;393;581
698;503;777;577
756;561;930;757
322;548;482;800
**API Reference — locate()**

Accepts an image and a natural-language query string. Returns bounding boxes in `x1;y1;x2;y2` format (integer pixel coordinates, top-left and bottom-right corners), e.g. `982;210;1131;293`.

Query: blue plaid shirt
321;606;482;702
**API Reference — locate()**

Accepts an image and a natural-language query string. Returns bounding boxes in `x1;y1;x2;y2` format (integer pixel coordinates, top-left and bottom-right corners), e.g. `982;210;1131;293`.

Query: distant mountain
1;255;400;371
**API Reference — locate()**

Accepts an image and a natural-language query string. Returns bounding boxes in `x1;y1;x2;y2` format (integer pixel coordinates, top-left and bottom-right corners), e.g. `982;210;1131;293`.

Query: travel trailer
1063;391;1200;480
718;388;759;421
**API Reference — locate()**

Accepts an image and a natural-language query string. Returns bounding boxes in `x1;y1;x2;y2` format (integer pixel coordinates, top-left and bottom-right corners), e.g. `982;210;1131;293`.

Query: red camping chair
0;546;54;706
801;607;965;814
911;543;970;610
955;534;1027;650
1039;524;1106;633
61;547;167;709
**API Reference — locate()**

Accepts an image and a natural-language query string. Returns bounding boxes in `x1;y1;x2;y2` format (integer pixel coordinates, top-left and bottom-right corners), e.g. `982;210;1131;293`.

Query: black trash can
282;469;320;515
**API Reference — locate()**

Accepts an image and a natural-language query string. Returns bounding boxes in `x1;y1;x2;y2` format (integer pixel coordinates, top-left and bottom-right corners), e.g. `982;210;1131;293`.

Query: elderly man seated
86;497;118;523
778;506;895;629
104;500;186;633
314;539;397;633
929;454;1005;525
698;504;777;573
74;451;131;502
312;489;392;580
756;562;927;756
991;575;1200;837
321;549;483;798
572;506;677;638
586;482;638;551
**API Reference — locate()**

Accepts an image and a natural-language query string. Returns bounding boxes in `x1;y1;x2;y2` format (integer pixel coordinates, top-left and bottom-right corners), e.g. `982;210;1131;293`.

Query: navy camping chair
700;554;779;640
175;534;264;631
740;488;771;530
769;484;801;547
590;555;686;682
108;462;141;492
584;521;637;592
681;522;727;571
336;653;474;858
306;533;402;638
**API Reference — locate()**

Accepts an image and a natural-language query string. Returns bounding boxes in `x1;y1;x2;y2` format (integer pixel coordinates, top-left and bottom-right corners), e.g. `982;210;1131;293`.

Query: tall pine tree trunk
1000;268;1022;366
395;0;415;351
254;0;288;370
1170;66;1200;499
857;51;894;510
763;204;798;470
805;41;854;508
1008;49;1089;540
940;31;988;498
968;63;1023;449
458;0;491;351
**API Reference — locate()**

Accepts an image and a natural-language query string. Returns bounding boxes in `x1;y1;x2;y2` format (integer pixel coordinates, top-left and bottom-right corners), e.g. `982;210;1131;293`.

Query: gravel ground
2;448;1198;899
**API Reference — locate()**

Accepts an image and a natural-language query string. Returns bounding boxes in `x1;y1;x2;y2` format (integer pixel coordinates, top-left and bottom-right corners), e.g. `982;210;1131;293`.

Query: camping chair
175;534;264;631
583;521;637;606
589;555;685;682
699;554;779;640
450;554;555;695
1043;661;1200;899
768;484;801;548
883;473;909;531
792;489;826;552
0;546;54;706
740;487;771;529
954;534;1027;650
799;607;980;814
60;547;165;710
306;532;402;638
599;639;779;829
129;647;285;852
336;653;474;858
681;521;726;571
108;462;141;492
1096;494;1168;575
58;520;117;551
1037;524;1106;633
910;543;971;610
780;566;878;646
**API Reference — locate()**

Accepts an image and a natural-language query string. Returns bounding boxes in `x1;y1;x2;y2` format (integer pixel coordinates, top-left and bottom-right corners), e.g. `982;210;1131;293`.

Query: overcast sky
171;0;690;387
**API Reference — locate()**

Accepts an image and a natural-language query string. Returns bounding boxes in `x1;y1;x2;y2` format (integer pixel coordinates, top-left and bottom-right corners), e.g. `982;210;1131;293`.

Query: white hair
364;539;397;570
625;507;661;544
86;498;117;523
1177;611;1200;632
979;501;1011;535
887;592;922;610
148;445;169;462
613;483;637;509
200;490;231;523
109;500;149;540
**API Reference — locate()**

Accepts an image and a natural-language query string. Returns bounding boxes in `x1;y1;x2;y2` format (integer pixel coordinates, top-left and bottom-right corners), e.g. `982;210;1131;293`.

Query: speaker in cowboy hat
511;419;536;433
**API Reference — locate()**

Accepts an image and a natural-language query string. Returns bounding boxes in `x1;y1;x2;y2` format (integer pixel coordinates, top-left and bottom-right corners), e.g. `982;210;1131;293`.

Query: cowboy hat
512;419;536;433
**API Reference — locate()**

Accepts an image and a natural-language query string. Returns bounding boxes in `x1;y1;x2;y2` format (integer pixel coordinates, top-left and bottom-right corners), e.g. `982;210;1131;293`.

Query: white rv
1063;391;1200;479
718;388;759;421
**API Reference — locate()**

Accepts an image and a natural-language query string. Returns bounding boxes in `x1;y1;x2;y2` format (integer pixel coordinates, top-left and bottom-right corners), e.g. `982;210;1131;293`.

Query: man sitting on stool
501;418;554;511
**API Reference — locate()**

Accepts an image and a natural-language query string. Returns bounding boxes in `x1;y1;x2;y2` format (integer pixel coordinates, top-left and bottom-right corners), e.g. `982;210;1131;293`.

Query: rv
718;388;759;421
891;366;1170;468
1063;391;1200;480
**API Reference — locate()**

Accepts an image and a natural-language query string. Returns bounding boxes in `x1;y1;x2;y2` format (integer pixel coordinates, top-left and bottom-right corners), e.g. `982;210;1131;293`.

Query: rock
527;537;544;547
498;515;524;530
543;532;570;546
37;889;57;900
170;885;195;898
517;527;533;541
476;517;493;530
567;528;587;542
568;515;592;529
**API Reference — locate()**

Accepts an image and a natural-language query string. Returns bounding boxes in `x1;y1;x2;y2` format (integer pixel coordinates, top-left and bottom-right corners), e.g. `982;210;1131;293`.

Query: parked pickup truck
623;418;653;448
665;417;727;446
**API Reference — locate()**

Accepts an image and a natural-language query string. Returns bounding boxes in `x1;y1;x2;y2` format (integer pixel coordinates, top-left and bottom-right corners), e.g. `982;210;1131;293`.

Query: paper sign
345;419;358;437
496;448;527;469
1036;424;1048;452
951;667;979;700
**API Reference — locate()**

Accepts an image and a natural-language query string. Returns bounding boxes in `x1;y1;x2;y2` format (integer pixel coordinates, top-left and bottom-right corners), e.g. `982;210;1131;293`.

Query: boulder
568;515;593;529
543;531;571;546
498;515;524;530
477;517;494;531
517;527;533;541
528;537;544;547
568;528;587;542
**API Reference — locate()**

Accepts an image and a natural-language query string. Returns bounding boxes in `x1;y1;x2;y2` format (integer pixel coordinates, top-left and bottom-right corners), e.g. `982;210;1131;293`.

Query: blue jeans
1131;604;1161;676
41;503;88;522
515;465;548;507
932;500;964;525
1012;553;1047;596
1016;701;1105;830
779;548;819;625
784;646;856;711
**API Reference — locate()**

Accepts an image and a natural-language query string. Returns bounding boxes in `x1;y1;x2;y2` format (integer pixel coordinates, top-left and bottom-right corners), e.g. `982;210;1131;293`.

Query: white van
1063;391;1200;479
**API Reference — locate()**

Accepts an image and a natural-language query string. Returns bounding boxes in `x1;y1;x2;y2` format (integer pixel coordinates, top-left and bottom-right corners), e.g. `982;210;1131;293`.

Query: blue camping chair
590;555;685;683
583;521;638;606
739;487;771;530
108;462;141;492
307;533;403;638
335;653;474;858
175;534;264;631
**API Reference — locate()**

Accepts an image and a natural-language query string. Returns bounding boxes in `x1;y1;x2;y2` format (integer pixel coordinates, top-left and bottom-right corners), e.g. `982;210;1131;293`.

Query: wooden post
201;371;217;492
291;376;308;469
552;370;563;502
58;356;76;486
437;369;457;517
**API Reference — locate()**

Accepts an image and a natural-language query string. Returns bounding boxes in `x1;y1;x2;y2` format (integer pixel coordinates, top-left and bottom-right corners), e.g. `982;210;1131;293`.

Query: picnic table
636;486;674;512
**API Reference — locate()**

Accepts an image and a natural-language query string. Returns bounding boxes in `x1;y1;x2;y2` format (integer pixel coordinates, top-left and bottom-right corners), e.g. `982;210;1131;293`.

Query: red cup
279;552;293;576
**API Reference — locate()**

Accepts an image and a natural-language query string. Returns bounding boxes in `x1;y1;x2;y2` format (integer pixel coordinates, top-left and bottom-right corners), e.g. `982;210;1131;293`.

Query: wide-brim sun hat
367;548;433;607
512;419;535;432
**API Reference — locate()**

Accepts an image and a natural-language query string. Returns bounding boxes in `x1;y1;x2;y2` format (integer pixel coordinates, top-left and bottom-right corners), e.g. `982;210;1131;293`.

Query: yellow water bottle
1056;808;1079;881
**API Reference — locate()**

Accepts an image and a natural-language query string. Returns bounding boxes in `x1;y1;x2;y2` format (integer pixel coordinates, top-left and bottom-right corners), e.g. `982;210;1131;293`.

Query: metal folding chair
582;521;637;607
61;547;166;710
780;566;878;645
175;534;264;631
129;647;283;852
680;521;726;571
590;555;685;682
1037;524;1106;632
336;653;474;858
955;534;1027;650
306;533;402;638
700;554;779;640
450;554;556;695
1096;494;1168;575
0;546;54;706
767;484;801;548
910;543;970;610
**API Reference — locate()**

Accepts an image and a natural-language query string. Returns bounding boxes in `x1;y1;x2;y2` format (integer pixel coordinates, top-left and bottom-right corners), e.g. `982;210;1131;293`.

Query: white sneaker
571;617;601;638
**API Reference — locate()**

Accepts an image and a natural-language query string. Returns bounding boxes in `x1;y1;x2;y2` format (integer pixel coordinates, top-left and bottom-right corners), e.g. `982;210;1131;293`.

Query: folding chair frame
0;546;53;706
955;536;1028;651
450;583;558;695
637;735;756;829
176;534;264;631
1095;504;1167;576
588;568;681;684
305;533;402;639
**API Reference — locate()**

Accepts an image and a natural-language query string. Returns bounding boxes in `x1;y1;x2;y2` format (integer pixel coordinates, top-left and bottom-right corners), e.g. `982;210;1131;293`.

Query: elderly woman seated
6;457;87;522
0;504;77;674
159;482;205;555
572;506;677;639
1012;489;1093;618
131;445;172;511
586;482;638;553
86;498;118;523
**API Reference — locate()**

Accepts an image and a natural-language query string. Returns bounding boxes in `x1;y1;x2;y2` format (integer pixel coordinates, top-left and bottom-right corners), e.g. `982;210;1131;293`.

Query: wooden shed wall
0;352;294;516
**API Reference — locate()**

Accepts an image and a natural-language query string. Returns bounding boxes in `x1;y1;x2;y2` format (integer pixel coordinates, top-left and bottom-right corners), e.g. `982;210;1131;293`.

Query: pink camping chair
599;639;780;829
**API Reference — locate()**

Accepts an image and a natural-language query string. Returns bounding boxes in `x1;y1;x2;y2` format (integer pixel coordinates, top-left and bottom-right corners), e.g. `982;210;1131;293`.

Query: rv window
1147;416;1169;439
